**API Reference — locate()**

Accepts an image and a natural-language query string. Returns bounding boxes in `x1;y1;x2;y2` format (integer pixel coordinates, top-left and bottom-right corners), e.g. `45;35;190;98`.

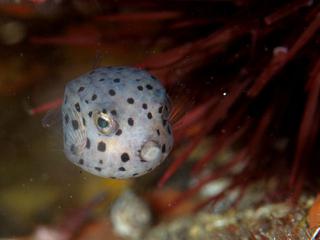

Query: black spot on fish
142;103;148;109
78;87;85;92
121;153;130;162
162;144;166;153
146;84;153;90
162;119;167;126
82;117;86;126
118;167;126;171
88;111;93;117
92;94;97;101
64;114;69;124
158;106;163;114
86;138;90;149
75;103;80;112
70;144;76;154
97;141;106;152
128;118;134;126
72;120;79;130
147;112;152;119
156;129;160;136
116;129;122;136
137;86;143;91
95;167;102;171
127;98;134;104
111;110;117;116
99;160;103;164
109;89;116;96
79;159;84;165
113;78;120;83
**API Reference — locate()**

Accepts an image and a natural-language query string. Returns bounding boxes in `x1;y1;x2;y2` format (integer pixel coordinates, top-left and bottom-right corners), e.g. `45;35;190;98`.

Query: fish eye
97;117;109;128
94;111;118;135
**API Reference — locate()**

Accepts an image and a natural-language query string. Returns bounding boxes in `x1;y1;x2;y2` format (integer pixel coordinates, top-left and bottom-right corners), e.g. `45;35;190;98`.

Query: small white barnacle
140;140;162;163
61;66;174;179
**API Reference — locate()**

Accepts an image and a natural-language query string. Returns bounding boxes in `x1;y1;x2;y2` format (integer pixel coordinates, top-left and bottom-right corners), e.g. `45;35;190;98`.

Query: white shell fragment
62;66;174;179
110;190;152;240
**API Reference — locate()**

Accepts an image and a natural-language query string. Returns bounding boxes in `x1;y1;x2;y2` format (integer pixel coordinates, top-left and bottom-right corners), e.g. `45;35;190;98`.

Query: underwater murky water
0;2;150;237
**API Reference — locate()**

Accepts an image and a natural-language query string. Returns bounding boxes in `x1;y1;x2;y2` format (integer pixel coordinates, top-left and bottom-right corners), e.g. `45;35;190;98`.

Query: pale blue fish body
62;66;173;179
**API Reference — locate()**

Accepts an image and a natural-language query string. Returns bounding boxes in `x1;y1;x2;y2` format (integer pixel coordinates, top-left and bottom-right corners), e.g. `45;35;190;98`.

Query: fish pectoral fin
63;107;87;155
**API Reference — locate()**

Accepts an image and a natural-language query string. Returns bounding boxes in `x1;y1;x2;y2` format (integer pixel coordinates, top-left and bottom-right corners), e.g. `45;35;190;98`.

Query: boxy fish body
62;66;173;179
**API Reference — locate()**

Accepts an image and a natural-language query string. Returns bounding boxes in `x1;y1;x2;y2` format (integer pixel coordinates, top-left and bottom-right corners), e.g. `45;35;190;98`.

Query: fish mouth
140;140;162;162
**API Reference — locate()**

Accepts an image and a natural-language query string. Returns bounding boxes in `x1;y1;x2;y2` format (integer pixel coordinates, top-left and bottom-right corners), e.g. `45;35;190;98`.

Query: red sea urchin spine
152;2;320;210
158;78;251;187
140;24;249;85
246;47;288;98
28;97;62;115
248;9;320;97
191;117;249;175
290;58;320;192
264;0;313;26
168;107;273;210
173;97;218;142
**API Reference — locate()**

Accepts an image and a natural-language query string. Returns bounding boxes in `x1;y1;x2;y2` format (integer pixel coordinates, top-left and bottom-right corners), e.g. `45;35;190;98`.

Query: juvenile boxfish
62;66;173;179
